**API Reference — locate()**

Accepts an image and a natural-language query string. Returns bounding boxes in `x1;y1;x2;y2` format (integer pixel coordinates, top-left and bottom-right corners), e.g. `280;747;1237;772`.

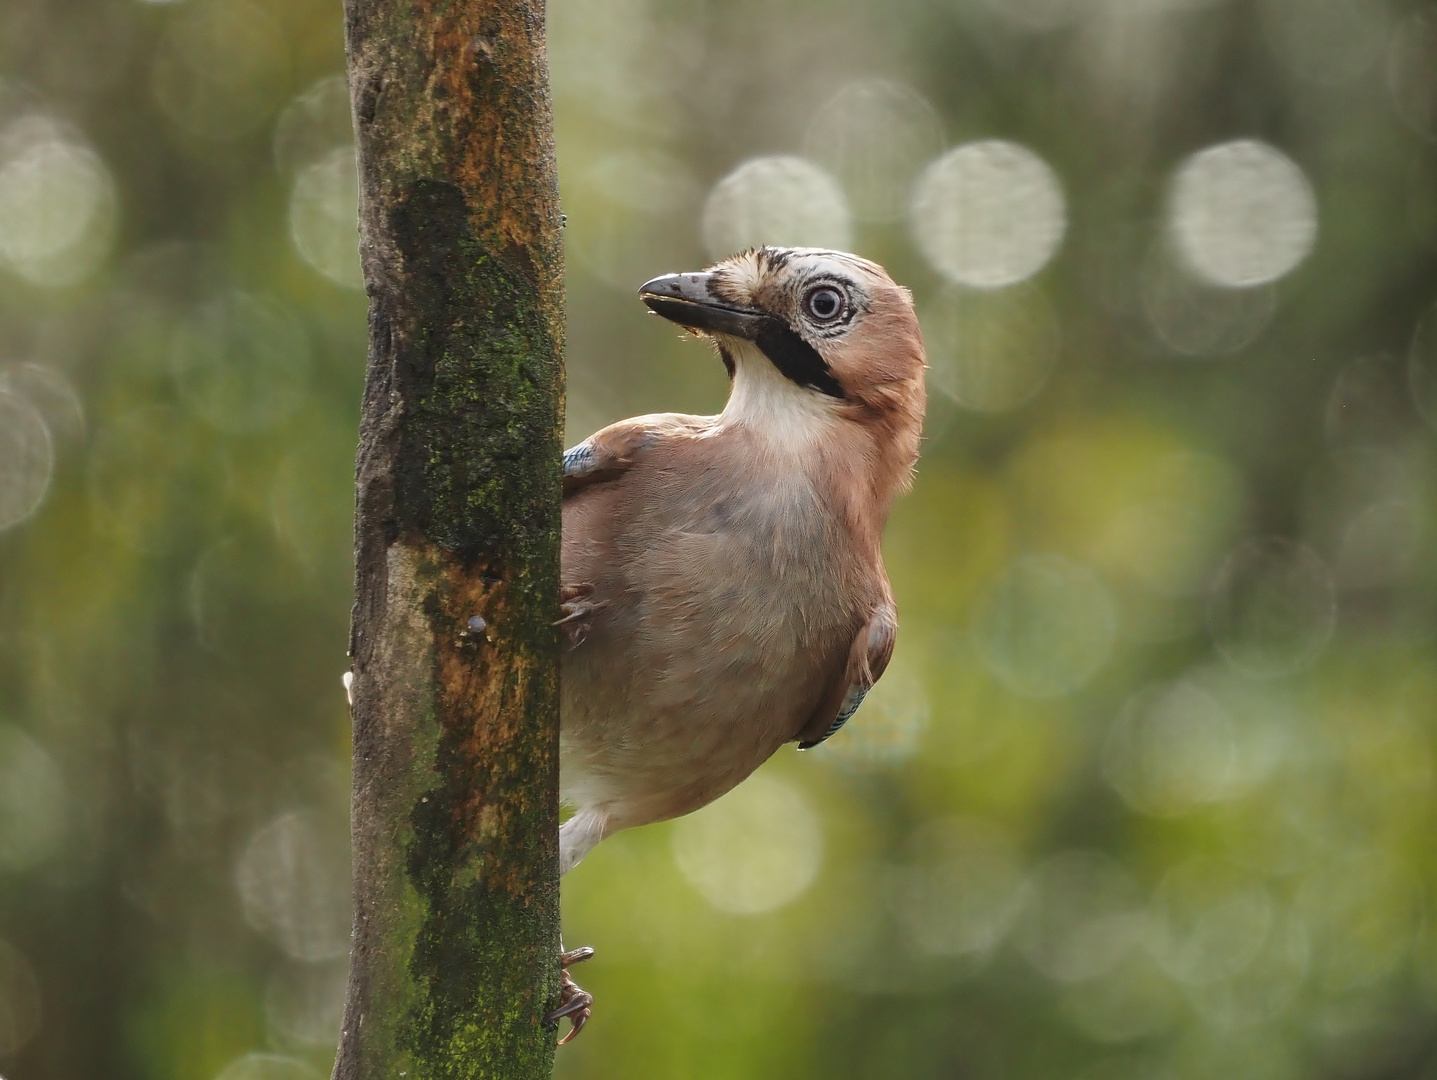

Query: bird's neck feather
718;340;913;547
719;341;840;454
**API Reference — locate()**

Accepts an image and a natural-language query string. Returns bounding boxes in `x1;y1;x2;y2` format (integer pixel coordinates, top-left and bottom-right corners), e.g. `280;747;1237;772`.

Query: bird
544;246;927;1042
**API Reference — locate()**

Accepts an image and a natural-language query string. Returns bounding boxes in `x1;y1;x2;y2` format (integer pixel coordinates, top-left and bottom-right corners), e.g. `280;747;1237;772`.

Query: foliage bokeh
2;0;1437;1078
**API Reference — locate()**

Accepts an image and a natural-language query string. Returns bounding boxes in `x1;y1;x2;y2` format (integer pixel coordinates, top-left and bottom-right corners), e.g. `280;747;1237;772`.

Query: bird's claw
545;945;595;1045
555;584;606;650
560;945;595;967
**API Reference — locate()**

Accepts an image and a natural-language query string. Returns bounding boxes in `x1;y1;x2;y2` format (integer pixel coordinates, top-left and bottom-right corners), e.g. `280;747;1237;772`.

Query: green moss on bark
335;0;564;1077
390;179;560;599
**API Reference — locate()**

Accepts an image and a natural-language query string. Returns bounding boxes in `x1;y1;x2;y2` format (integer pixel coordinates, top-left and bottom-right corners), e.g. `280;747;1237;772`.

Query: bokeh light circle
922;282;1060;412
569;148;700;290
188;533;297;657
1296;850;1417;993
0;725;66;871
1096;452;1247;599
671;773;821;915
0;130;116;287
263;961;348;1049
1184;906;1309;1030
169;292;312;434
700;156;851;258
274;75;353;177
1168;140;1317;287
803;78;944;223
289;146;361;289
975;554;1117;698
818;654;930;765
1057;951;1179;1044
895;817;1023;958
0;364;84;448
1388;10;1437;141
86;405;184;552
235;810;351;962
1013;850;1148;984
1259;0;1388;86
1104;679;1238;817
910;140;1067;288
1141;246;1276;357
1207;538;1336;678
0;391;54;532
1338;498;1420;589
1324;353;1412;450
151;0;290;140
1149;858;1275;986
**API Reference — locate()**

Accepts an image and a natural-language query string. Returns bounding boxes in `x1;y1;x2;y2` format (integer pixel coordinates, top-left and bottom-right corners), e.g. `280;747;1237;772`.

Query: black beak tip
637;274;682;299
636;271;766;341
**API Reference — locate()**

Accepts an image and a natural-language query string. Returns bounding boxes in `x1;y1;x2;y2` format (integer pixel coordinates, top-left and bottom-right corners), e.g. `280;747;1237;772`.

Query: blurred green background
2;0;1437;1078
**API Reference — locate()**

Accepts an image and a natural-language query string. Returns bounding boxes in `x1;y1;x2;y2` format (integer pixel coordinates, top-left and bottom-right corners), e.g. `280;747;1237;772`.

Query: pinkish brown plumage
546;247;926;1041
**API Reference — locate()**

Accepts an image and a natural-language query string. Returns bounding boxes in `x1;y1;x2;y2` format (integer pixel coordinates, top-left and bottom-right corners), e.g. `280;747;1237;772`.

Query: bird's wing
562;413;704;498
794;601;898;749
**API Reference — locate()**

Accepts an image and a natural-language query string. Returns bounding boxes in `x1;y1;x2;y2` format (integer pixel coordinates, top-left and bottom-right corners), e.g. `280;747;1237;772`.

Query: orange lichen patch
403;1;560;264
374;539;560;1076
339;0;564;1071
428;543;557;900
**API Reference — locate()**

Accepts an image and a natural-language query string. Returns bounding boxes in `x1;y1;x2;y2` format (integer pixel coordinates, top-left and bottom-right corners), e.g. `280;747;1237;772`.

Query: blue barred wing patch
801;684;870;749
562;442;595;478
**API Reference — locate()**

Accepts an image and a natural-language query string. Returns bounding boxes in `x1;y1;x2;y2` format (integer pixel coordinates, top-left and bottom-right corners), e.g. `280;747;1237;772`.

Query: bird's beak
638;273;766;340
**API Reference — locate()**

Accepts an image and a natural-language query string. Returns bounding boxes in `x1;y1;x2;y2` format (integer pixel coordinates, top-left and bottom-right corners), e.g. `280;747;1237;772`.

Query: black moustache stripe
754;319;845;399
716;341;736;380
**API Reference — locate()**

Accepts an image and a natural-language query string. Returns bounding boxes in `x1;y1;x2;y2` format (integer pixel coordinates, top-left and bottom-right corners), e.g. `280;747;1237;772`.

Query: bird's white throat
718;338;843;456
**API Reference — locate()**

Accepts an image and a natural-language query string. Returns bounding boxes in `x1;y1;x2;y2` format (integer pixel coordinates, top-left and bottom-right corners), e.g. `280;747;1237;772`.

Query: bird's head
639;247;926;484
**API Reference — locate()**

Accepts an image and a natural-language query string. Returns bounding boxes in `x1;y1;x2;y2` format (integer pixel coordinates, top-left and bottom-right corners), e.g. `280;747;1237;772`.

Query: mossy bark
334;2;563;1078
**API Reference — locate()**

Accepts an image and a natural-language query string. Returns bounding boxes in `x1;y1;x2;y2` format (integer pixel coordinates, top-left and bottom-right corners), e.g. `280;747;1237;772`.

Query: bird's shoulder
562;412;716;498
794;595;898;748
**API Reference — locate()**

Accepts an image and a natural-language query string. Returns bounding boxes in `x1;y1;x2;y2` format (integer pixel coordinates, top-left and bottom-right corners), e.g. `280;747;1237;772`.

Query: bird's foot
544;946;595;1045
555;584;606;650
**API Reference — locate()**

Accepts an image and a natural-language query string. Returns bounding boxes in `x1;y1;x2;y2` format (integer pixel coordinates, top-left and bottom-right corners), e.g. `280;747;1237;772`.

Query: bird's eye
804;285;845;322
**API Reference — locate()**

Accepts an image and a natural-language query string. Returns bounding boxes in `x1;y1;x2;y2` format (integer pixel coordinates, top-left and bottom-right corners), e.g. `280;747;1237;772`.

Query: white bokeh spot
0;123;116;287
0;725;66;871
911;140;1066;288
1207;537;1337;678
0;391;54;532
290;146;362;289
235;809;352;962
671;773;822;915
922;282;1060;411
1168;140;1317;287
975;554;1117;698
701;156;851;259
803;78;944;223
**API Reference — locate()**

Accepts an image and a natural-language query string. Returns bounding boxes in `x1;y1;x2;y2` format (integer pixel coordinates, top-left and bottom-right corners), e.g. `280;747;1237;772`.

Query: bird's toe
545;950;595;1045
560;945;595;967
555;586;607;649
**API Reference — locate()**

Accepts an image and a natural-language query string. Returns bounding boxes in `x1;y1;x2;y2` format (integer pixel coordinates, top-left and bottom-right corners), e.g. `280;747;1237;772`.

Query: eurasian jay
546;247;927;1041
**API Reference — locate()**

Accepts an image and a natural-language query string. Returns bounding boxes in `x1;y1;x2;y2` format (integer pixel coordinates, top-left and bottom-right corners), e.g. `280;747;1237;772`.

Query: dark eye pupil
809;289;840;318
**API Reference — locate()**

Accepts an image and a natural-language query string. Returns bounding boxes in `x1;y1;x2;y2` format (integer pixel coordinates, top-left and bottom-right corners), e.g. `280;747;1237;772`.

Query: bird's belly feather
559;473;856;829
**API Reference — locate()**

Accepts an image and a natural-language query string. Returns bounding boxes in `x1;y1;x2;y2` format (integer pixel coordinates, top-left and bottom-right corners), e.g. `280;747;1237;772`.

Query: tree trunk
333;1;564;1078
